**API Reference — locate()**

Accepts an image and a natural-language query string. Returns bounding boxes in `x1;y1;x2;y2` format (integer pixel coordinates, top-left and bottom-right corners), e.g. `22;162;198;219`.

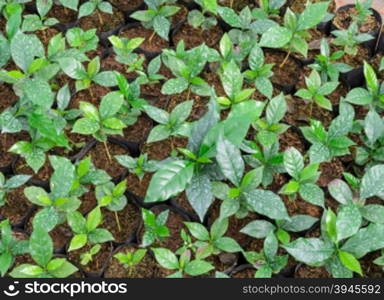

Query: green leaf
297;2;329;31
266;94;286;125
216;135;244;186
299;183;324;207
88;228;114;244
360;165;384;200
283;238;334;265
161;78;189;95
32;207;59;232
186;173;213;222
259;26;292;48
99;92;124;120
29;228;53;267
280;215;318;232
144;105;169;124
184;260;214;276
10;264;44;278
283;147;304;179
78;1;96;18
220;60;242;100
5;175;30;189
245;189;289;220
336;204;362;242
364;61;378;93
23;78;54;108
49;156;75;198
215;237;242;253
361;205;384;224
342;223;384;258
67;211;86;234
86;207;102;232
338;250;362;275
152;248;179;270
24;186;51;206
345;88;372;105
49;260;78;278
153;15;170;41
93;71;118;87
364;110;384;144
145;160;194;203
72;118;100;135
185;222;210;241
328;179;353;205
264;231;278;260
241;220;275;239
11;31;44;72
68;234;87;252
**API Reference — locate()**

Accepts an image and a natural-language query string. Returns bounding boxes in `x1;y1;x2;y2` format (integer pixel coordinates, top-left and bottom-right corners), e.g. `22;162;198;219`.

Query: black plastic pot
119;23;168;59
331;5;382;53
340;66;365;89
0;156;17;176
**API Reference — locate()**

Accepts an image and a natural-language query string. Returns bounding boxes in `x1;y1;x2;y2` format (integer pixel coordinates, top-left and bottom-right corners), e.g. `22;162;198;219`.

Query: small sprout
80;244;101;265
0;172;31;206
141;208;170;247
114;248;147;277
115;153;159;181
295;70;339;113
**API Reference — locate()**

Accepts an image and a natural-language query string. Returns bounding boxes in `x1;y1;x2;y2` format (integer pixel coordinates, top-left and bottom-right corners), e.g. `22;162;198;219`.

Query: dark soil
120;26;169;53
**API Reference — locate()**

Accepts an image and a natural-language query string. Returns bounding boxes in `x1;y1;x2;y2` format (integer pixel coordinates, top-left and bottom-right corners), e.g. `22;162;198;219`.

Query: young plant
184;218;242;258
145;97;262;221
67;206;114;252
130;0;180;41
114;248;147;277
161;41;212;97
300;102;355;163
345;61;384;111
152;248;214;278
80;244;101;265
115;153;159;181
66;27;99;53
21;0;59;32
332;22;373;56
137;55;165;84
59;56;118;92
253;93;289;147
280;147;324;207
252;0;286;18
353;0;373;26
141;208;170;247
243;232;288;278
10;227;78;278
52;84;82;125
329;165;384;222
354;110;384;168
95;180;128;231
23;156;80;231
259;2;329;63
242;140;285;187
217;60;255;107
188;0;218;30
143;100;193;143
218;6;277;45
78;0;112;23
69;157;111;199
295;70;339;112
241;215;318;246
72;92;126;159
0;219;29;276
244;44;274;99
0;172;30;206
108;35;144;66
309;38;352;83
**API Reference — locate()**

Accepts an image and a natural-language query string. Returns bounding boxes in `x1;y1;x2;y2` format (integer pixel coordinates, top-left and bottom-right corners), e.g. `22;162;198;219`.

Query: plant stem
230;0;233;8
97;10;104;25
149;31;156;43
186;86;191;100
309;101;313;119
115;211;122;232
279;50;291;68
103;141;112;162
